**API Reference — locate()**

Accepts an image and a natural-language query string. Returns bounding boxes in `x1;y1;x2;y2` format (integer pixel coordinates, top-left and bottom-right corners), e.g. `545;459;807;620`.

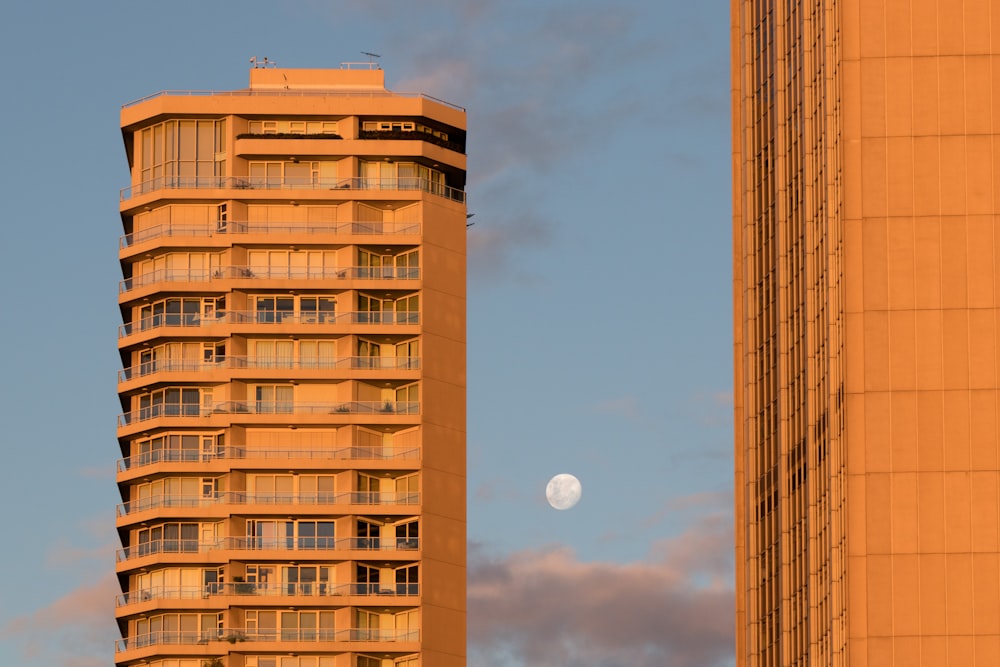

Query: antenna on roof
250;56;277;69
361;52;382;68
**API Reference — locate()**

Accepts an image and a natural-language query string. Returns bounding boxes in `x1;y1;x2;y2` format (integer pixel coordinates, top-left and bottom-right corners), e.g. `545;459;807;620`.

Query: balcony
118;401;420;427
119;311;420;338
115;628;419;652
119;356;420;382
117;445;420;473
116;581;419;607
120;175;465;203
117;491;421;516
115;536;420;562
120;265;420;294
120;220;421;249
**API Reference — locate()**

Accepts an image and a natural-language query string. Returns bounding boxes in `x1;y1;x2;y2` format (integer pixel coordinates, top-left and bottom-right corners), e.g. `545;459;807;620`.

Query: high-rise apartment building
733;1;1000;665
113;65;466;667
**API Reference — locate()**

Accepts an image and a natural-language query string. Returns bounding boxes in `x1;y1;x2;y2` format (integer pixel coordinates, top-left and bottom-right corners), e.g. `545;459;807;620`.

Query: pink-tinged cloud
469;516;734;666
0;571;117;667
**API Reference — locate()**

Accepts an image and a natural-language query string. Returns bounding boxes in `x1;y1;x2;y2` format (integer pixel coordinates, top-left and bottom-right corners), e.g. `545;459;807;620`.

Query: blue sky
0;1;733;665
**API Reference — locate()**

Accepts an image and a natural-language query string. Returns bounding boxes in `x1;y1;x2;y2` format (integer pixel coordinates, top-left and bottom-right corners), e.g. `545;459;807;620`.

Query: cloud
474;475;529;504
467;207;553;283
44;513;118;569
469;515;734;666
335;1;703;282
0;571;117;667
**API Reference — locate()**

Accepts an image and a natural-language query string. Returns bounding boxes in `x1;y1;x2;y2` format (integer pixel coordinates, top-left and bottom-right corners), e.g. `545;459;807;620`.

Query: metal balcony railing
122;85;463;110
116;627;419;651
118;356;420;382
118;310;420;338
116;581;419;606
119;265;420;293
116;445;420;473
118;401;420;427
120;175;465;203
115;536;420;562
117;491;421;515
120;220;422;248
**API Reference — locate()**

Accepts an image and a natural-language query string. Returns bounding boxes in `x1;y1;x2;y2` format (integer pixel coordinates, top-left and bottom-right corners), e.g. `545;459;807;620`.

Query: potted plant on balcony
203;659;225;667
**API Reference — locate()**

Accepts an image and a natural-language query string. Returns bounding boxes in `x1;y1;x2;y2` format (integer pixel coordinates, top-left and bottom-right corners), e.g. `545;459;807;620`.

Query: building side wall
734;1;847;665
841;1;1000;665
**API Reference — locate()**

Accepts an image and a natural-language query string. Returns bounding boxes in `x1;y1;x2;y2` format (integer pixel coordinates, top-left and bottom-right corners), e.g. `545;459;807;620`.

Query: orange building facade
733;1;1000;665
113;66;467;667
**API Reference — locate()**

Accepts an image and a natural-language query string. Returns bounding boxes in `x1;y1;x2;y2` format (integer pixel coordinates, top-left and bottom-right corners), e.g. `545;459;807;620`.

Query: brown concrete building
733;1;1000;665
113;66;467;667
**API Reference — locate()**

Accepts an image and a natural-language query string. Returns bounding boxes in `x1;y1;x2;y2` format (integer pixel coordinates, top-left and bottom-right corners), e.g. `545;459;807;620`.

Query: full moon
546;473;582;510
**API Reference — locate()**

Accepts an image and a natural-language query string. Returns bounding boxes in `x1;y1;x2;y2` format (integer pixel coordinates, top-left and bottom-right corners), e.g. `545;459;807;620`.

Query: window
137;522;200;555
395;564;418;595
247;160;337;188
245;610;334;641
144;660;206;667
358;293;418;324
132;433;220;466
203;567;223;595
396;474;419;503
134;612;220;646
357;519;380;550
247;119;338;135
133;477;202;510
362;119;448;141
131;252;220;288
138;387;210;420
249;474;333;502
138;119;227;188
250;474;292;502
217;203;228;231
299;474;336;503
133;567;203;601
251;339;294;368
396;520;418;550
301;296;337;323
360;161;445;193
135;296;223;330
248;249;340;279
254;295;336;324
356;563;380;595
358;248;419;279
246;657;337;667
247;520;335;550
395;383;419;409
358;473;380;501
254;384;294;413
204;342;226;364
397;339;420;369
299;340;337;368
134;341;223;376
357;339;381;368
355;609;380;640
395;610;419;640
255;296;295;323
282;565;331;596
